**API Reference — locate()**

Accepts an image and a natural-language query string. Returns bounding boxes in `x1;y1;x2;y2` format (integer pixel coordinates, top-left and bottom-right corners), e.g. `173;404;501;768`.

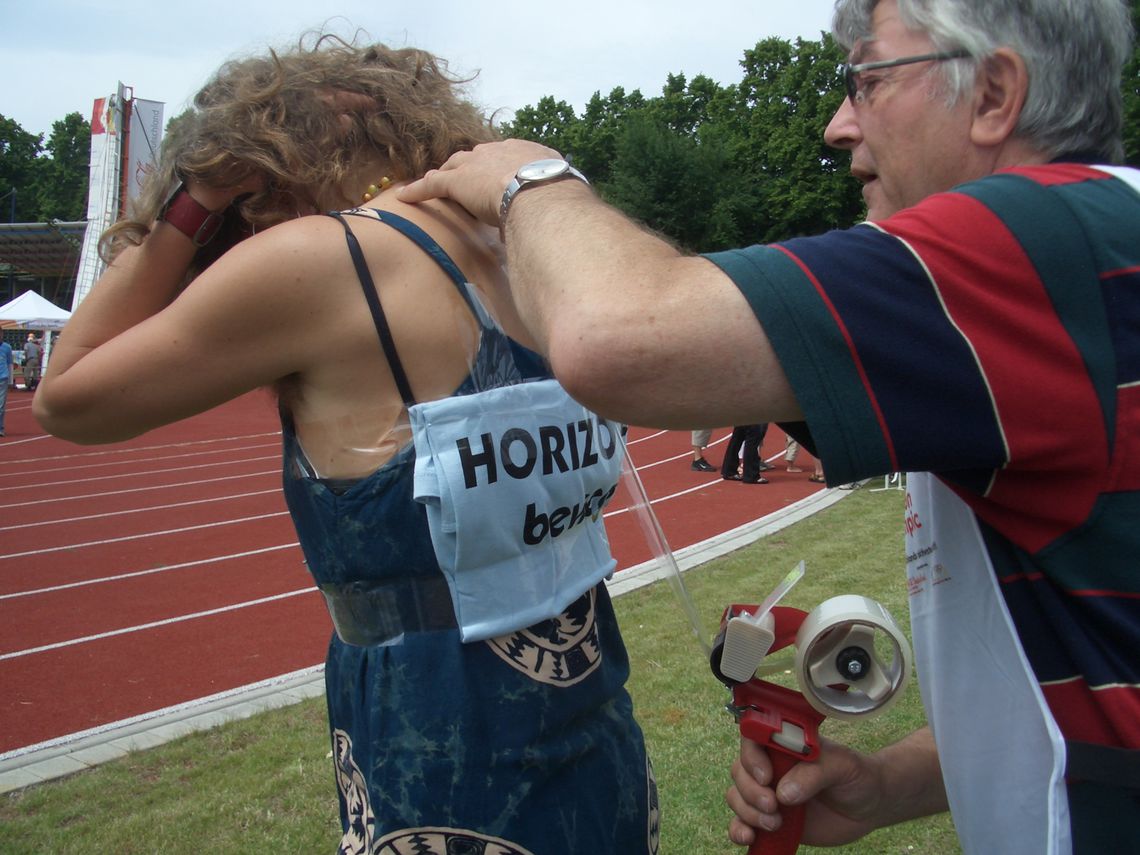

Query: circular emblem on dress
374;827;536;855
484;588;601;686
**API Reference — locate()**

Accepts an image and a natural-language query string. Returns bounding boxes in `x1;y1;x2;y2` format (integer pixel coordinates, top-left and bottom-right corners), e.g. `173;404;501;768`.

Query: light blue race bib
410;379;624;641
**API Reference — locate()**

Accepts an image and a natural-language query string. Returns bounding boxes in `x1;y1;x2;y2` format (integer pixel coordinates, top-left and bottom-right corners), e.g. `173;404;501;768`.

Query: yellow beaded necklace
361;177;393;202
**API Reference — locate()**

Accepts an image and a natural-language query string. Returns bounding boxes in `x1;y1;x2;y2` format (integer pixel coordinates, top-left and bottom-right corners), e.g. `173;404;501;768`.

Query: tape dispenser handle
725;607;821;855
752;751;806;855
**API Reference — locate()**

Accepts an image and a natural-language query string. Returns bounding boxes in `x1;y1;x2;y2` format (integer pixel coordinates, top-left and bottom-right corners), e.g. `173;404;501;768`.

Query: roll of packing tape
793;594;912;721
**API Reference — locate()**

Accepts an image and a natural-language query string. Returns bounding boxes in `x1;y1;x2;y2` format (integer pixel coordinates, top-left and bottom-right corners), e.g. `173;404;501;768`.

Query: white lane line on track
0;488;282;533
0;434;51;447
0;431;282;466
604;479;721;516
0;511;290;561
0;544;300;601
0;468;281;510
1;480;714;595
0;587;319;661
604;458;804;518
627;435;774;473
621;432;729;472
625;429;668;445
0;454;280;490
630;449;692;469
0;441;281;480
0;481;835;661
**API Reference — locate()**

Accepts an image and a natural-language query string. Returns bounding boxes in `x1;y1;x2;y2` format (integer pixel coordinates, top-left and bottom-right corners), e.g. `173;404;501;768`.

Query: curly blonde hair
104;32;496;267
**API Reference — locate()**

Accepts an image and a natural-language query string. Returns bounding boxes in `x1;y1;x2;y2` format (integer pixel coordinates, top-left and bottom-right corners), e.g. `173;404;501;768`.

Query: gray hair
832;0;1133;163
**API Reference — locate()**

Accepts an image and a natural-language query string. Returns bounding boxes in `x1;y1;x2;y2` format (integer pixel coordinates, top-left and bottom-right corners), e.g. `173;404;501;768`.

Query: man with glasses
401;0;1138;851
844;48;967;102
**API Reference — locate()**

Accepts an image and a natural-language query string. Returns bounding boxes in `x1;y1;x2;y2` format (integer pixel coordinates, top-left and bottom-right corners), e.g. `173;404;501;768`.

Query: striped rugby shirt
707;163;1139;847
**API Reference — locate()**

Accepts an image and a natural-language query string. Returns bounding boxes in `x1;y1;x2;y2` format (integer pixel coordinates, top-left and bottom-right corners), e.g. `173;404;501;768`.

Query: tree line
3;18;1138;248
0;112;90;223
502;23;1140;253
501;35;863;251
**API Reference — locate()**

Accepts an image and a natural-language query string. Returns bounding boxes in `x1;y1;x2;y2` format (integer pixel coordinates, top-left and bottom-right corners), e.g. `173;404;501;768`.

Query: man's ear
970;47;1029;147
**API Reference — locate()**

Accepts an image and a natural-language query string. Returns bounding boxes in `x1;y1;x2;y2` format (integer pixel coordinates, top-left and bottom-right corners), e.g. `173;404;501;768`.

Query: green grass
0;487;961;854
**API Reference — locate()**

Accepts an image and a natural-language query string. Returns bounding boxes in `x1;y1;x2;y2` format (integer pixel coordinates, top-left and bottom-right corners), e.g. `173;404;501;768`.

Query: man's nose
824;97;861;151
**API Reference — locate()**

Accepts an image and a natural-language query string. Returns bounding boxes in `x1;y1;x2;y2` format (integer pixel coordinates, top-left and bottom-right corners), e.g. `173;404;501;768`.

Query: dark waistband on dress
319;575;457;647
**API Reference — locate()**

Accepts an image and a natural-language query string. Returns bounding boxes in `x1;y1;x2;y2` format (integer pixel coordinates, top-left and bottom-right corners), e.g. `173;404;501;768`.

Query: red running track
0;390;824;755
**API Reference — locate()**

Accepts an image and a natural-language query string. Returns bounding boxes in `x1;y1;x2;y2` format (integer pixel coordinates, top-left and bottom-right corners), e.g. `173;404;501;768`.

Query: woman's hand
399;139;563;228
174;173;265;217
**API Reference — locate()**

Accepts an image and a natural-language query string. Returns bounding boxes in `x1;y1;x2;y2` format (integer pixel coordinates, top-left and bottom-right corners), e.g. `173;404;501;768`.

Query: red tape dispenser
710;562;912;854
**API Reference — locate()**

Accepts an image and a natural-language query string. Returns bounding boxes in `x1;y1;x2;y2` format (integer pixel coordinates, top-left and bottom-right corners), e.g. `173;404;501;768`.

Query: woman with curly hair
34;33;657;855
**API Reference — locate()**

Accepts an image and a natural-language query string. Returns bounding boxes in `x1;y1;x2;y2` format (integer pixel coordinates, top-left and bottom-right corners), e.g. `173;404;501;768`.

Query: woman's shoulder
257;203;490;271
359;195;501;264
212;211;412;288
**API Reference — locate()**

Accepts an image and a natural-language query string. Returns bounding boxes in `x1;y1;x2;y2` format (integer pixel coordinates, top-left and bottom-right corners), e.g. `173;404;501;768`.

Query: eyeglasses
843;50;969;104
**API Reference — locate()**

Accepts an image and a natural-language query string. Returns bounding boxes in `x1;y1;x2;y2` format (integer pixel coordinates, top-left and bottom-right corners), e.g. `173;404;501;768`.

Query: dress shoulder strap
341;208;489;318
328;208;510;405
327;210;417;407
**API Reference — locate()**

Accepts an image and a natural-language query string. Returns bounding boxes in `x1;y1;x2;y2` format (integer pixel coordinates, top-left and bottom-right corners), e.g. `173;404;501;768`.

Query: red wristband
157;183;226;247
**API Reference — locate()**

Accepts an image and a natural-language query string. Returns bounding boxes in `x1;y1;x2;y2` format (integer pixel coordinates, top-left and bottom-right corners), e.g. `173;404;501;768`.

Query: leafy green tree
498;96;580;155
0;111;91;223
1123;0;1140;166
730;35;863;241
649;73;721;137
35;112;90;221
0;114;44;222
605;114;753;252
502;33;864;248
565;87;647;186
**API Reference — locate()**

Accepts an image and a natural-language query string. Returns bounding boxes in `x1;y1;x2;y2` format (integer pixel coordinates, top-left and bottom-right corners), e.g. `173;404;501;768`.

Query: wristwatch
498;159;589;240
157;181;226;247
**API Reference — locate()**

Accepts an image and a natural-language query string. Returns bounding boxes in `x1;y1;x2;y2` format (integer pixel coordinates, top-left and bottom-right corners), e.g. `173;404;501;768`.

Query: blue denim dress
281;210;658;854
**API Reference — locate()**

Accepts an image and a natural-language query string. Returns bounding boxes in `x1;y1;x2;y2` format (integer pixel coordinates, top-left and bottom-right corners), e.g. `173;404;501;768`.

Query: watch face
517;159;570;182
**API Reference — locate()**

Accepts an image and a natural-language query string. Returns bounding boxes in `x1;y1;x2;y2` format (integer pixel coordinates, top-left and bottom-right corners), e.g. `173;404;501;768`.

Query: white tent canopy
1;291;71;377
0;290;72;331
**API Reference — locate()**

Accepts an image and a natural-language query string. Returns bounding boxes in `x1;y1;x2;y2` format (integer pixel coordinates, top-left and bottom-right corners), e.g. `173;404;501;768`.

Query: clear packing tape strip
618;442;712;657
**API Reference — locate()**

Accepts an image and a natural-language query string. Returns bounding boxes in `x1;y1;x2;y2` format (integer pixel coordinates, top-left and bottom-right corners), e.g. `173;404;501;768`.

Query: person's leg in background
690;429;715;472
738;424;769;484
0;377;8;437
785;435;803;472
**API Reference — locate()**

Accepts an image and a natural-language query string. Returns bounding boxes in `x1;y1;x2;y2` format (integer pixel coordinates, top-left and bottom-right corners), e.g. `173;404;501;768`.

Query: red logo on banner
90;98;107;135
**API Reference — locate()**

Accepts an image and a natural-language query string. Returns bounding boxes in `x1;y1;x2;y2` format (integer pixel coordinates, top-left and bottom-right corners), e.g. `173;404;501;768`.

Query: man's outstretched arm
401;140;801;429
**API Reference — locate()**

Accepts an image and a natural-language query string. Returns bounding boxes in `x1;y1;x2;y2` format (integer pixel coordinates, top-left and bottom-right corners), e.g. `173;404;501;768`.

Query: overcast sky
2;0;839;140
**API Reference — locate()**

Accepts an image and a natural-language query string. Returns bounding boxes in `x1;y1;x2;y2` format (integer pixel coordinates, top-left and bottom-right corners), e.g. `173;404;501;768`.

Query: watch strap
158;184;226;247
499;162;589;241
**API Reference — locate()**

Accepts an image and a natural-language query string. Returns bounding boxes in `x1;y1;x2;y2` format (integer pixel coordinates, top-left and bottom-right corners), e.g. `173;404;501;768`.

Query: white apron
906;472;1071;855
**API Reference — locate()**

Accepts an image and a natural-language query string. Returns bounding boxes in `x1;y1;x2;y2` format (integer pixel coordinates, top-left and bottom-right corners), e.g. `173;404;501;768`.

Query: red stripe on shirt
1109;385;1140;492
997;569;1140;598
1101;264;1140;280
1002;164;1113;187
1042;679;1140;747
885;194;1107;552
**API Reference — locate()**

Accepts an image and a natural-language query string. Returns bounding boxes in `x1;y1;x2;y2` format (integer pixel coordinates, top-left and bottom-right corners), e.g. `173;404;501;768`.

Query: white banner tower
71;86;164;310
